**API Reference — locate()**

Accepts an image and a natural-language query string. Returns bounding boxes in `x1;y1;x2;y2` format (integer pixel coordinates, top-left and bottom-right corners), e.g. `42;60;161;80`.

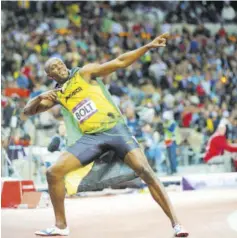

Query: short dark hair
44;57;63;73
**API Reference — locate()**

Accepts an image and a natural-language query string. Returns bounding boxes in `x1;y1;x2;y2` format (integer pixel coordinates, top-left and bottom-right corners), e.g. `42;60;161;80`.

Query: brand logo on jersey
65;87;82;102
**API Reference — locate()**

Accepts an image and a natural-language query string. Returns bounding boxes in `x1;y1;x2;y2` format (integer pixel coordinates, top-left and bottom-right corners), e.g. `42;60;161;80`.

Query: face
142;124;152;133
46;59;69;84
218;126;226;135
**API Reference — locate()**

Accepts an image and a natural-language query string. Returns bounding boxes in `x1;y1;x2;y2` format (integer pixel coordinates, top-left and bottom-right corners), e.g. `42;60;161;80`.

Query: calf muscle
46;152;82;229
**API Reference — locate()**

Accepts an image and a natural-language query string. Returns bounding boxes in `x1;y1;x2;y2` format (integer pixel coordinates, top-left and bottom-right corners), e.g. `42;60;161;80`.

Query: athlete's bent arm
23;89;60;116
80;32;169;79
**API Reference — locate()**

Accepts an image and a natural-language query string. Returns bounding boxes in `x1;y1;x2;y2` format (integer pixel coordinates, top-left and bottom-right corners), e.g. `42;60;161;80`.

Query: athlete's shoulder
67;67;81;79
79;63;99;81
70;66;92;82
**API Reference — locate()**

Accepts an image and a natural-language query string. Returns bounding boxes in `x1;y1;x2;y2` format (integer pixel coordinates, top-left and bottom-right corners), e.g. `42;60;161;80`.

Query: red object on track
1;180;36;208
21;180;36;193
1;181;22;208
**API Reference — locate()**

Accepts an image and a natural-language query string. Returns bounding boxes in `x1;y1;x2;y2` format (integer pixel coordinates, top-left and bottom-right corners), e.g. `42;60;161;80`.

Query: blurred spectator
2;99;15;128
47;121;67;153
141;123;163;171
230;117;237;143
163;111;180;174
204;122;237;171
221;1;236;23
193;24;210;38
149;55;167;87
125;105;142;139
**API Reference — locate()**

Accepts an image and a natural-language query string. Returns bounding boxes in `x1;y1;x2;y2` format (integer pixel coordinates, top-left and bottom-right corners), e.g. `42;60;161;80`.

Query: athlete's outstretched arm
80;32;169;79
23;89;60;116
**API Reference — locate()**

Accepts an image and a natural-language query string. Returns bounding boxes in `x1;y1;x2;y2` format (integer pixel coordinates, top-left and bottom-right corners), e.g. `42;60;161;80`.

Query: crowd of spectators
1;1;237;175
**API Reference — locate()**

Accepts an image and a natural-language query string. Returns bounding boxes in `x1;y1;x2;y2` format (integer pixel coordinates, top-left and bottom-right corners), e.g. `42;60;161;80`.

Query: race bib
72;98;97;123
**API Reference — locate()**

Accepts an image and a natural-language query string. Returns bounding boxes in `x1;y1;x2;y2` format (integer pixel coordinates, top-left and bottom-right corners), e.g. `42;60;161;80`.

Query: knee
136;165;155;184
46;166;64;182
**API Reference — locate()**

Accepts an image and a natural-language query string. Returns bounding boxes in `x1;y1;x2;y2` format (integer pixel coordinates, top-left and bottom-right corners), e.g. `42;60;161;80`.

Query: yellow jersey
56;68;124;134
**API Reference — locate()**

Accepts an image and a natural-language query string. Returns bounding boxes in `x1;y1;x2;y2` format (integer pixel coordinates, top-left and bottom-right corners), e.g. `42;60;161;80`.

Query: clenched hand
39;88;61;101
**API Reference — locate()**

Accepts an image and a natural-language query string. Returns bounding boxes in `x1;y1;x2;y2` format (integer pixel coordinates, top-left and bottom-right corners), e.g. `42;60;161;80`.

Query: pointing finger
159;32;170;39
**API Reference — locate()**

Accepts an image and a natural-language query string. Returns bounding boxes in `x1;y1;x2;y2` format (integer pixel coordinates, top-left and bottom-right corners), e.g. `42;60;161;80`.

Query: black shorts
67;123;140;165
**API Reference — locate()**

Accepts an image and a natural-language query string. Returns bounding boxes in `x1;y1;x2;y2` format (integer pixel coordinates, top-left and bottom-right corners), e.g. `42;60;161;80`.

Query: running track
2;189;237;238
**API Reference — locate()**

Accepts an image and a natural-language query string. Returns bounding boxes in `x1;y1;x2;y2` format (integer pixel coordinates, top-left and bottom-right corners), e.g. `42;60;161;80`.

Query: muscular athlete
24;33;189;237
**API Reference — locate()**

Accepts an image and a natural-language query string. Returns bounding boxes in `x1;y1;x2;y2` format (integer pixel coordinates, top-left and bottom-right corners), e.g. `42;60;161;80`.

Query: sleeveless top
56;67;124;134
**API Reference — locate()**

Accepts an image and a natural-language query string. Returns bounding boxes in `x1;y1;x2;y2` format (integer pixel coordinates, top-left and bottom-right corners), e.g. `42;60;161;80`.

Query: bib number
72;98;97;123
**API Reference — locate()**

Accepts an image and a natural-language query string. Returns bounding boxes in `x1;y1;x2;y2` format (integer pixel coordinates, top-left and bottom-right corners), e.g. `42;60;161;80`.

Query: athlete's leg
106;123;180;225
46;152;82;229
124;148;179;226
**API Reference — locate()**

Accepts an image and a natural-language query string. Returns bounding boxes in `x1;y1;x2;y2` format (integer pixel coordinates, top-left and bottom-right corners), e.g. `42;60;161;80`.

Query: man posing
24;33;188;237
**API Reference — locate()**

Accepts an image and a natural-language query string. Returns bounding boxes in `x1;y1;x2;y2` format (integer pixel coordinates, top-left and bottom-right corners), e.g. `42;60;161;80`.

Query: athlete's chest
58;77;102;104
57;78;105;123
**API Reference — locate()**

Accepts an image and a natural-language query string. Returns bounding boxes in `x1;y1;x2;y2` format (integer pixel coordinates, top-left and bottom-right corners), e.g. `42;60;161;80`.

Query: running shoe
173;224;189;237
35;226;69;236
